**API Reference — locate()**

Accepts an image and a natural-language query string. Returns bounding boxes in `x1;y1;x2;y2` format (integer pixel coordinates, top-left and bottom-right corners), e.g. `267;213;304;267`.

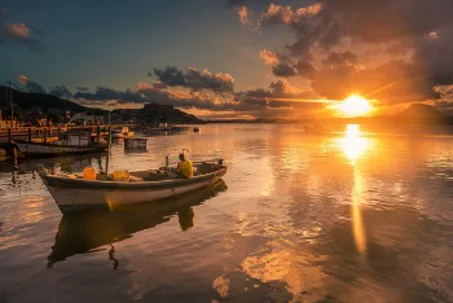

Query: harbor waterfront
0;124;453;302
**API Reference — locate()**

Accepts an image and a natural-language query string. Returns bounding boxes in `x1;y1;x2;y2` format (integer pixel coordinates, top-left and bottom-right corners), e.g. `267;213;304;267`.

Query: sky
2;0;453;119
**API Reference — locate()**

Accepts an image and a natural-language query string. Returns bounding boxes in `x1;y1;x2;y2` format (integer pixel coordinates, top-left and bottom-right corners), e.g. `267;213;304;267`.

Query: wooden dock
0;124;137;163
0;124;136;144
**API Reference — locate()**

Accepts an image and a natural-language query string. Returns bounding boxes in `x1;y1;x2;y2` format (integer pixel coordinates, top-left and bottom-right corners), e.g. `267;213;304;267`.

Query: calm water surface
1;124;453;302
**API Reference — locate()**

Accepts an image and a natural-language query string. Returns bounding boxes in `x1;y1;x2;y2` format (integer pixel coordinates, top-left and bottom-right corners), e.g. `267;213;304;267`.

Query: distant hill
0;86;203;124
399;103;447;119
0;86;96;113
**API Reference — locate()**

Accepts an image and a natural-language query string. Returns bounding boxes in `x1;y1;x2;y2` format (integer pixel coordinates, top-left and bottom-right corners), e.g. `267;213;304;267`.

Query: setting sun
336;95;373;117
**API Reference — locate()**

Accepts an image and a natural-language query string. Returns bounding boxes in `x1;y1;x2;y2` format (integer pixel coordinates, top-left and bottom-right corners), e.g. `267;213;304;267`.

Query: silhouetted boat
147;123;173;132
13;140;107;157
37;160;227;213
47;179;227;268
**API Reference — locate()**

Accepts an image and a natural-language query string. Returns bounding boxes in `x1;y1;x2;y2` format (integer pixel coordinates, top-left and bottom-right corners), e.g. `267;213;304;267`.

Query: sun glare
337;95;373;117
341;124;369;163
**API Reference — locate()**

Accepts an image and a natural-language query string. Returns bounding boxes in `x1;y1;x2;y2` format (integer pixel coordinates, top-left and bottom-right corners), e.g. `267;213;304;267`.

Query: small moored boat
112;127;134;139
37;160;227;214
13;139;107;157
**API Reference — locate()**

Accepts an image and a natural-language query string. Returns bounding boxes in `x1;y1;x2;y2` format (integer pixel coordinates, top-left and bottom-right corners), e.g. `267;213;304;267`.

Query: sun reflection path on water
340;124;369;256
341;124;370;164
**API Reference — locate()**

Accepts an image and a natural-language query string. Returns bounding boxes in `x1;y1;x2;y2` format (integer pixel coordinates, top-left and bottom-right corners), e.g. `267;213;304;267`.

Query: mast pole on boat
105;126;112;176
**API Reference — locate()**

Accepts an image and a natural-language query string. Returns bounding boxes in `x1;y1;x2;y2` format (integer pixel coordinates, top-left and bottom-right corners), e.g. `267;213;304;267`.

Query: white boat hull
45;177;218;212
38;163;227;213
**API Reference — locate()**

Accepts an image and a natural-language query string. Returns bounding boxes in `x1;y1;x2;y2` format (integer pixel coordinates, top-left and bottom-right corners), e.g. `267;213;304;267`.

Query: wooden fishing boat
13;140;107;157
37;160;227;213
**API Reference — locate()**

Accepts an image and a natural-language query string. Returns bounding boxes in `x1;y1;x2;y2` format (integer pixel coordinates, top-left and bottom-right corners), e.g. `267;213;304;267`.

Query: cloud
272;62;297;77
49;85;72;99
71;75;322;118
17;75;46;94
73;82;229;111
260;3;294;25
259;49;280;65
295;60;317;78
413;25;453;86
322;51;357;68
235;0;453;104
136;82;226;110
74;86;147;103
309;60;439;103
2;22;46;52
237;6;249;25
152;66;234;93
260;49;298;77
153;66;186;86
235;79;322;111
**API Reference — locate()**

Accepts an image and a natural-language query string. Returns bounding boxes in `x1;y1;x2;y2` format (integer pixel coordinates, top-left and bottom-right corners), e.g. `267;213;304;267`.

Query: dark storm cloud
1;22;46;52
49;85;72;99
295;60;317;78
152;66;234;93
153;66;186;87
272;62;297;77
17;75;46;94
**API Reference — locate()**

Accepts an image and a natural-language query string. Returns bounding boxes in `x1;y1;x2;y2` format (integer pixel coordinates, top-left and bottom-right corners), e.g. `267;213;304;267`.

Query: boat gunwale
39;166;227;190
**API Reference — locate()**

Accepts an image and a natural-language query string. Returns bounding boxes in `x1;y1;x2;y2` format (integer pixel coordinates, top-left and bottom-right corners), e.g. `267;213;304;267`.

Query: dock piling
43;128;48;143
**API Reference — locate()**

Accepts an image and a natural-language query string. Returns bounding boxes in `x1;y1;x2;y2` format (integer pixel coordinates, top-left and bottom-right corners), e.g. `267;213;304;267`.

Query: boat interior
57;162;224;182
129;163;222;181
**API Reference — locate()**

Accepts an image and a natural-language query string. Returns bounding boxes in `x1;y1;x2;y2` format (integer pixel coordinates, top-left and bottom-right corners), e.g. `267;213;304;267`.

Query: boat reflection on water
47;179;227;269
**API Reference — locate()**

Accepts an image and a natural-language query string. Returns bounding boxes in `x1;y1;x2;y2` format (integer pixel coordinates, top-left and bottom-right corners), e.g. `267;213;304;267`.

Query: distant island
206;104;453;125
0;86;203;125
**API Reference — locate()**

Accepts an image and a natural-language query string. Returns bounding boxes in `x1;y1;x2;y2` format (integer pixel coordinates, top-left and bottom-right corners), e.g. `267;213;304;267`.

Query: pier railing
0;124;137;144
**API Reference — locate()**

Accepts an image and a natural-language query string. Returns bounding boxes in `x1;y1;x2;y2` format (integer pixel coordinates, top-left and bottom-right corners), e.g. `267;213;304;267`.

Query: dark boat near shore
13;139;107;157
